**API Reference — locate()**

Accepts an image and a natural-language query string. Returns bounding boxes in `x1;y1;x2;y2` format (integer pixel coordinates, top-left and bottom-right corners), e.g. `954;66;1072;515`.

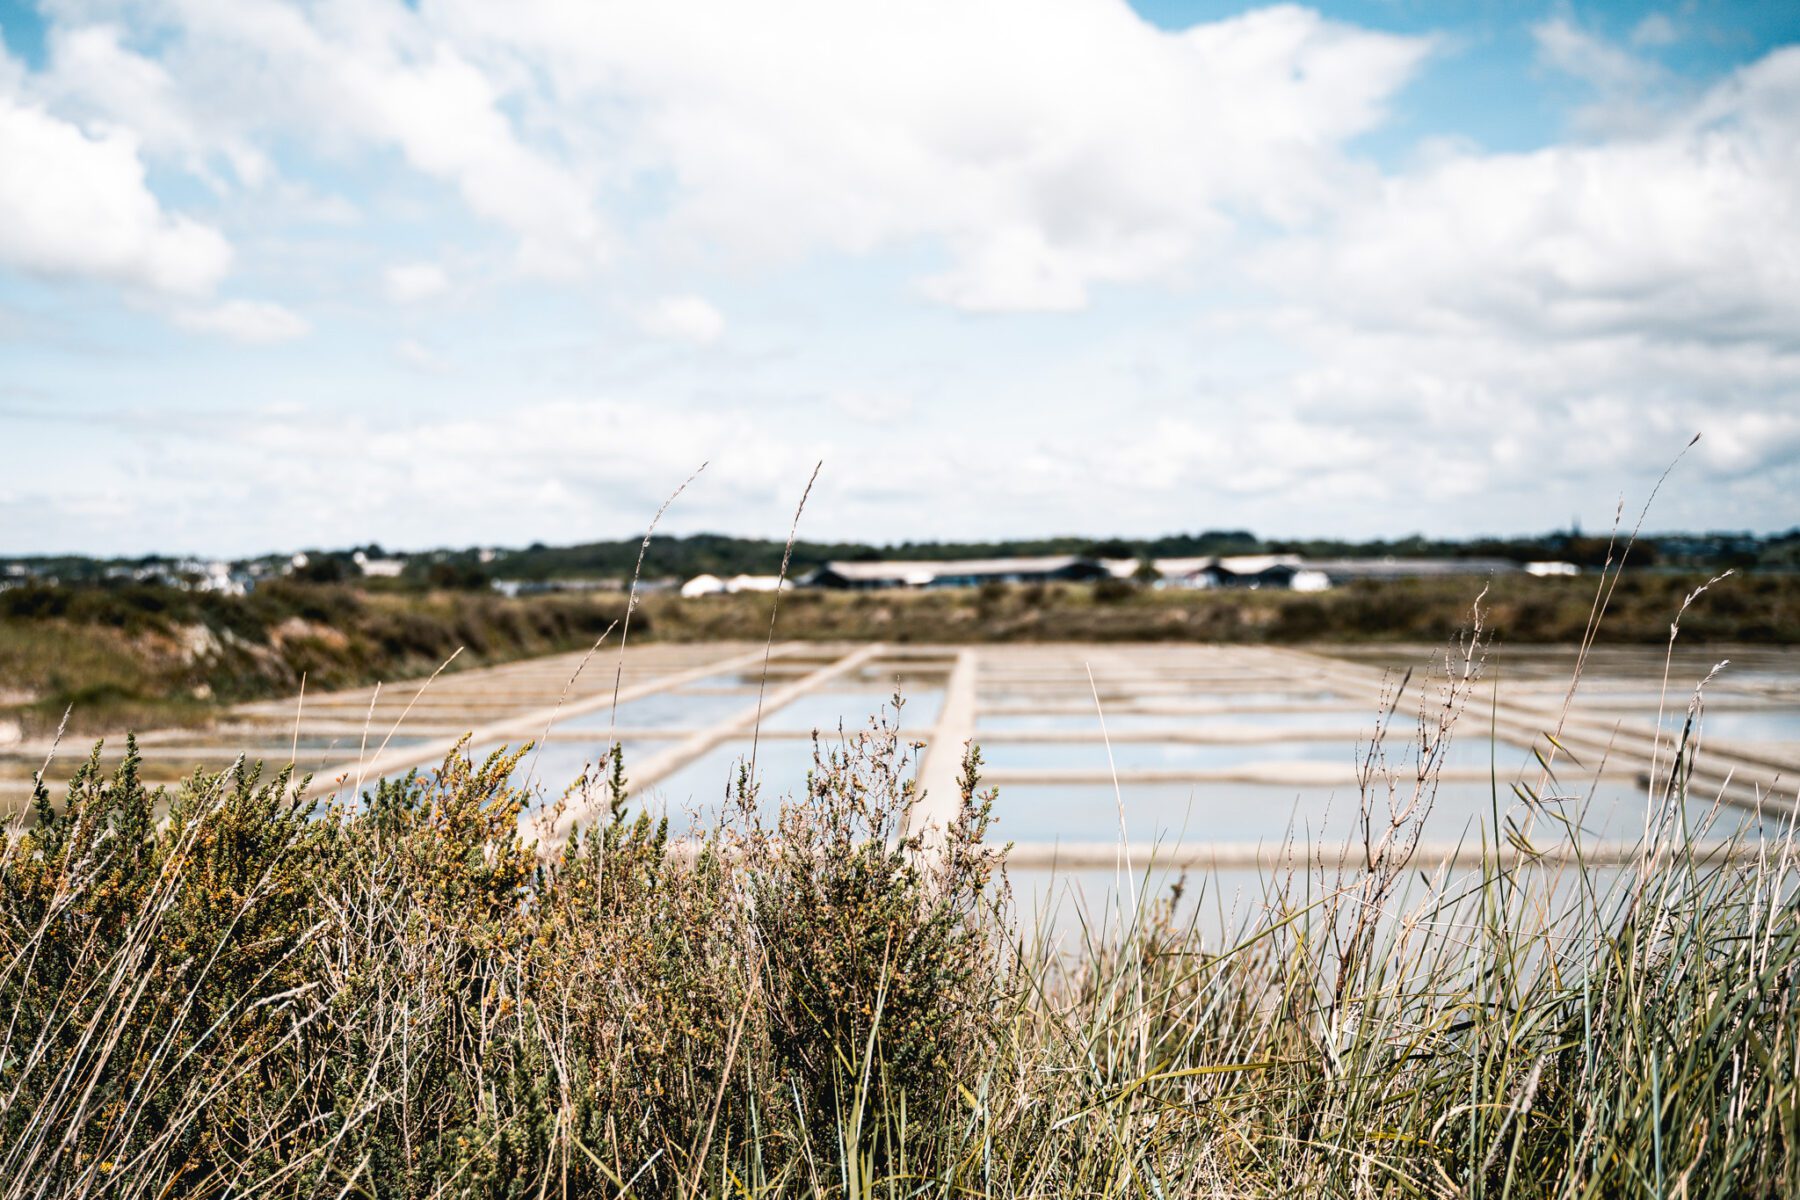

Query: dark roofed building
803;555;1111;590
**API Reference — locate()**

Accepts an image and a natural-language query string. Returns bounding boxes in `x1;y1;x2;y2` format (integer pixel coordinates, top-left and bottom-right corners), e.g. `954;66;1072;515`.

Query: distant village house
788;553;1540;594
680;573;791;597
353;551;406;578
801;556;1111;590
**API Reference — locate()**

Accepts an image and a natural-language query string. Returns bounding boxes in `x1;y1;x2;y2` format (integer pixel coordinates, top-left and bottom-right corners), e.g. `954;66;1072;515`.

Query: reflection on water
978;732;1536;774
1696;707;1800;746
980;688;1348;708
977;708;1367;733
975;779;1760;848
557;681;756;731
757;688;942;734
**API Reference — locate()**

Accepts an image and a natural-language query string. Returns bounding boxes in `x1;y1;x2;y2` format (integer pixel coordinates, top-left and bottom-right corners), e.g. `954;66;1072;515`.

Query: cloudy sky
1;0;1796;555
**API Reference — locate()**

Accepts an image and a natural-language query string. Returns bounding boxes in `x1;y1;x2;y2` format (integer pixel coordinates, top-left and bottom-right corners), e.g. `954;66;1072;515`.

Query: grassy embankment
4;571;1797;738
645;569;1800;643
4;616;1798;1196
0;582;627;738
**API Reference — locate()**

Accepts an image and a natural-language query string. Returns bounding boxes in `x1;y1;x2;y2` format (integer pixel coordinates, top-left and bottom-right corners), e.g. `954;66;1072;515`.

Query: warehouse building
803;556;1112;590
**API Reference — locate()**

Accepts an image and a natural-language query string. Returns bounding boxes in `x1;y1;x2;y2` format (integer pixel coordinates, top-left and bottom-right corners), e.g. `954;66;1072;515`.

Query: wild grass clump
3;655;1798;1196
0;714;1008;1196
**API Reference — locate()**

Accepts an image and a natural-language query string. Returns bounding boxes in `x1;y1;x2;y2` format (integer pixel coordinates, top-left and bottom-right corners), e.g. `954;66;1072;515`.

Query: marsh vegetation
3;613;1797;1196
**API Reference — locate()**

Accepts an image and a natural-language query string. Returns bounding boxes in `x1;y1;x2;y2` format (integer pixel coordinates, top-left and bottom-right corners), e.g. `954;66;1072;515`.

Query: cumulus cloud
39;23;270;187
23;3;608;277
830;389;915;423
5;3;1799;545
384;262;450;304
146;396;831;548
1631;14;1679;49
1534;16;1664;95
1531;16;1683;136
1257;46;1800;348
353;45;609;275
33;0;1427;311
0;89;231;295
442;0;1430;310
174;299;309;343
394;338;445;371
637;294;725;344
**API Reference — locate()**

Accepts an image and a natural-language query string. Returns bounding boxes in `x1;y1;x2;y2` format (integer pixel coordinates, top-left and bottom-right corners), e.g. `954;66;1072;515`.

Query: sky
1;0;1797;556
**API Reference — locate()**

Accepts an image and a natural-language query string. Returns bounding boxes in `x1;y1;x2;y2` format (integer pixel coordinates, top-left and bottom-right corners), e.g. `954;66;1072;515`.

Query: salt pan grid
5;641;1797;870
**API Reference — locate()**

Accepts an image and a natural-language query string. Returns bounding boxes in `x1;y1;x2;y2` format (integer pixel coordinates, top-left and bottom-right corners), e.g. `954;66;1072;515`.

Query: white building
1150;555;1314;590
726;574;790;593
194;560;249;596
682;573;793;596
353;551;406;578
680;573;727;597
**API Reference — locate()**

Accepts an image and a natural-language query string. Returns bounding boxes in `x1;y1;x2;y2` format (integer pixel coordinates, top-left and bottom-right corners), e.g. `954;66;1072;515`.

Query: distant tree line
440;527;1793;581
6;527;1798;590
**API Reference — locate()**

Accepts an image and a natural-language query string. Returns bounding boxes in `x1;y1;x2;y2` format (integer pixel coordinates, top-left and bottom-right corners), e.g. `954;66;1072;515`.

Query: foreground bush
2;690;1797;1196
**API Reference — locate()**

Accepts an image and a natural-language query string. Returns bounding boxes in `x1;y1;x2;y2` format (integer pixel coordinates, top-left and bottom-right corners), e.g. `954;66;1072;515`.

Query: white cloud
446;0;1429;310
1531;17;1679;135
40;23;270;187
1534;17;1662;94
829;388;914;423
145;396;830;548
174;299;309;343
0;89;231;295
638;294;725;344
394;338;445;371
39;0;1425;311
17;1;606;278
353;45;609;275
5;4;1799;547
1630;14;1679;49
384;261;450;304
1257;46;1800;348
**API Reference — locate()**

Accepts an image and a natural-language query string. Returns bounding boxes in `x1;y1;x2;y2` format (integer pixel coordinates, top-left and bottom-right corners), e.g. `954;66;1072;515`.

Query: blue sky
2;0;1797;556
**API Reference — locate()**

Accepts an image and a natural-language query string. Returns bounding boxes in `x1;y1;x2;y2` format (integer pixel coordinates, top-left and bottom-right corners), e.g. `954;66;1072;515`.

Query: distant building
1145;557;1214;588
188;560;251;596
1150;554;1525;591
802;552;1526;593
1304;557;1521;585
493;578;627;597
1151;555;1311;589
807;562;942;589
1525;561;1581;577
681;573;796;597
804;556;1112;590
1204;555;1308;589
352;551;405;578
726;574;789;593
